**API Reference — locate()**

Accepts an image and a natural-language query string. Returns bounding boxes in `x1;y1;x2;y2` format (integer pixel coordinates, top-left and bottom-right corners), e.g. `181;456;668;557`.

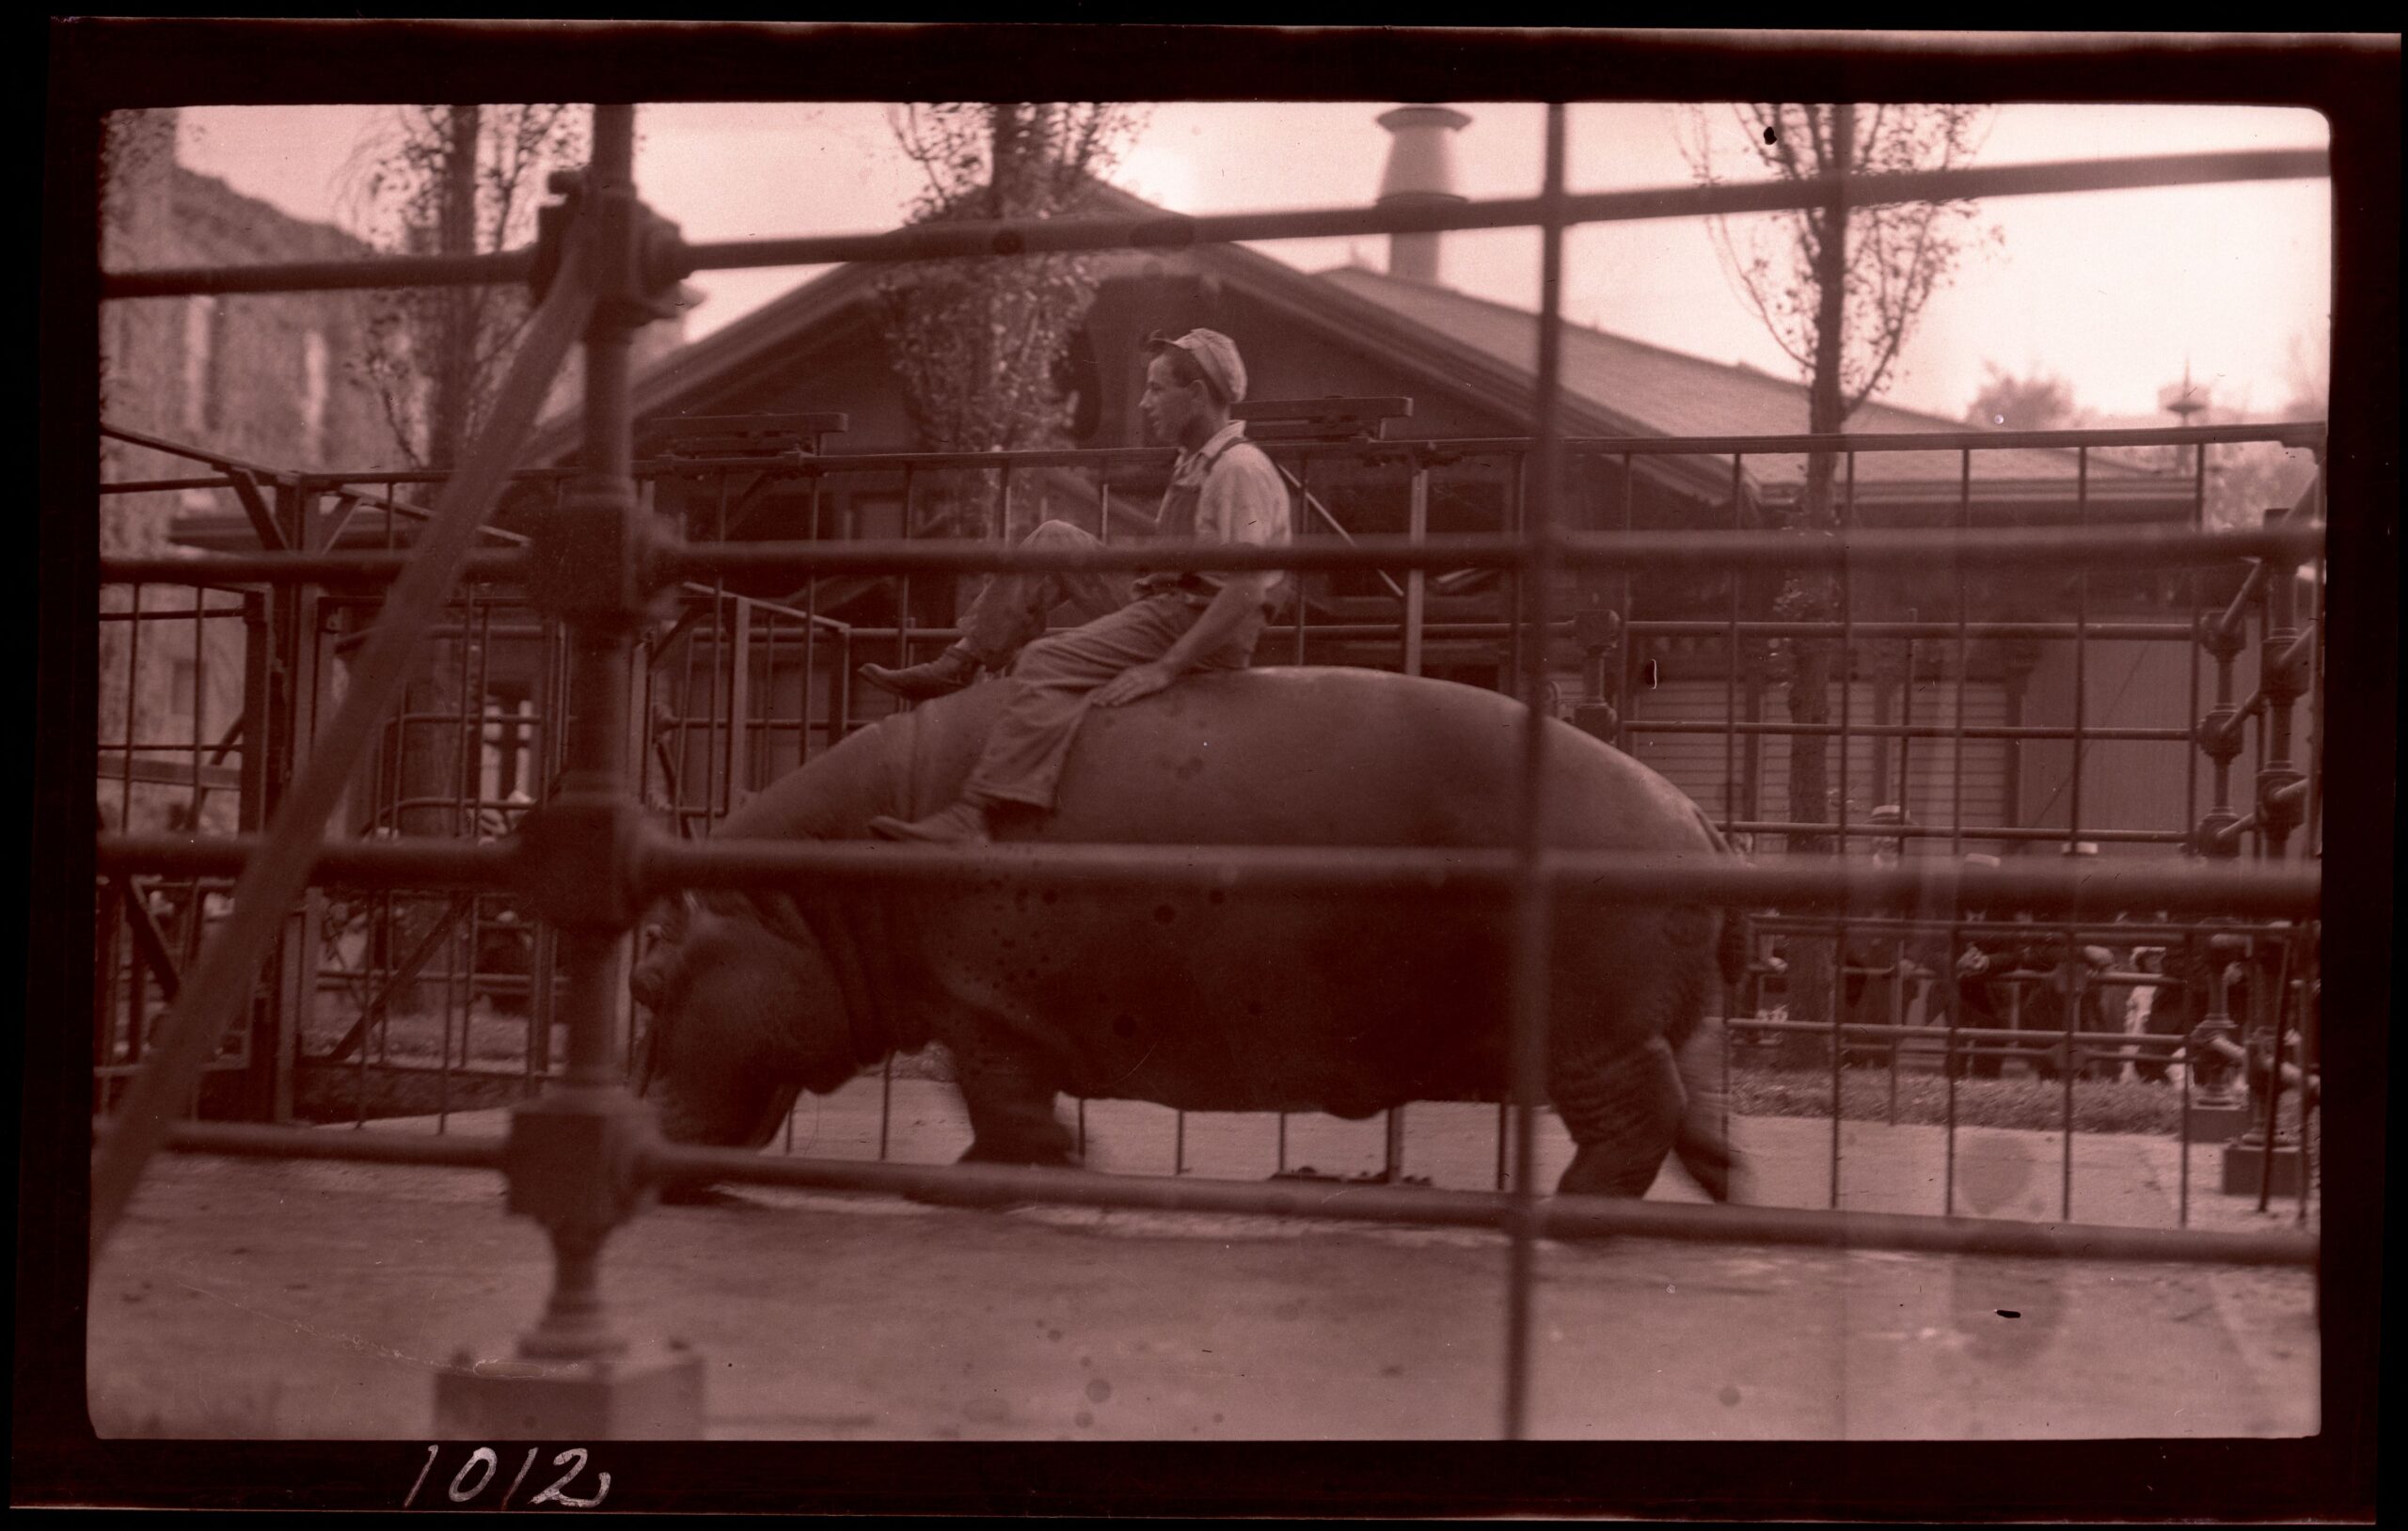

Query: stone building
98;108;400;834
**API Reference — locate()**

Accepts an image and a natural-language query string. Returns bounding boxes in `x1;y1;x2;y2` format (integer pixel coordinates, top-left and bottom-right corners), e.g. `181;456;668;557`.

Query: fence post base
2220;1138;2306;1199
433;1336;705;1440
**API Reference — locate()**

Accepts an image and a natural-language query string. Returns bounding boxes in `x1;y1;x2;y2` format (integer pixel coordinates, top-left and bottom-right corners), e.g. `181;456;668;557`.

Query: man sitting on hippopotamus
861;327;1292;846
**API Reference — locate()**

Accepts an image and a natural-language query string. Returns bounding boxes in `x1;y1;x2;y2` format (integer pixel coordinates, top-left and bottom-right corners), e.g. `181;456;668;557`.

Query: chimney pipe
1376;105;1470;285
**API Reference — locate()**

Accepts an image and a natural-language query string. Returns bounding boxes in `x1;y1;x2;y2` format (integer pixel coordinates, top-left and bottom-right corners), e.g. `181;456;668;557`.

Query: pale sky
172;100;2332;425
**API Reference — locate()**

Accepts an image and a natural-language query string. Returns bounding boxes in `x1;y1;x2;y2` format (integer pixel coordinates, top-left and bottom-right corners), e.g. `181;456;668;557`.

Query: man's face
1139;353;1207;446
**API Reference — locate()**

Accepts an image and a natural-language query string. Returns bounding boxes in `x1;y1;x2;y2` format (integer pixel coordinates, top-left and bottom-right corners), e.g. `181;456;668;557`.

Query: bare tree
339;104;589;468
1680;103;1996;1067
877;103;1145;541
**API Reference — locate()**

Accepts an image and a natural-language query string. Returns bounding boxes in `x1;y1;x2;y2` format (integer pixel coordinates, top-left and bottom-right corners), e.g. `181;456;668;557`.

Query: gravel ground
87;1081;2319;1443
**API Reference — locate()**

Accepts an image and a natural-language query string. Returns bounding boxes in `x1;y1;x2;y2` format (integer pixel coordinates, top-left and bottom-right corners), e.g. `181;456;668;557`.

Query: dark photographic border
24;21;2395;1519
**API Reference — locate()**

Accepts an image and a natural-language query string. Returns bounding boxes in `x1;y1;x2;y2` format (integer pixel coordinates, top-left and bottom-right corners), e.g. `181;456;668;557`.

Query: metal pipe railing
102;523;2327;591
95;835;2323;919
101;147;2327;300
104;418;2322;496
108;1121;2316;1269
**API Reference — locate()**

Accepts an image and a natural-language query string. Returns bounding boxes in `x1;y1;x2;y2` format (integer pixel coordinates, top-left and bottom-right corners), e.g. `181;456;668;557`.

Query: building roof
1313;265;2165;497
541;174;2177;511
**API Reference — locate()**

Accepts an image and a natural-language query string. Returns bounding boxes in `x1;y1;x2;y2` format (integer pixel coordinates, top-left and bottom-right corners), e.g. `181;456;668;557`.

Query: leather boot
867;800;992;846
858;647;981;701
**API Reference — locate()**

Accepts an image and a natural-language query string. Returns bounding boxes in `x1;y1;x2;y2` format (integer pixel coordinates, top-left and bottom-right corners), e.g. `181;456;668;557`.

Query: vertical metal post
802;481;820;765
727;599;753;807
1403;459;1427;678
1385;454;1431;1178
1500;103;1567;1444
1722;453;1738;829
1830;450;1856;1210
2064;448;2090;1218
1952;450;1969;864
1291;457;1310;669
436;104;701;1438
2304;450;2325;854
261;484;311;1123
897;466;916;675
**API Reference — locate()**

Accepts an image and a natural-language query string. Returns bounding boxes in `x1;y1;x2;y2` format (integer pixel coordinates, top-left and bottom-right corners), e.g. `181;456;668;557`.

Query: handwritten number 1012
404;1444;610;1508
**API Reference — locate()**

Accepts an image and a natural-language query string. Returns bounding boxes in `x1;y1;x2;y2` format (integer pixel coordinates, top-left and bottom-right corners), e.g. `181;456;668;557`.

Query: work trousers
953;520;1132;666
954;520;1263;812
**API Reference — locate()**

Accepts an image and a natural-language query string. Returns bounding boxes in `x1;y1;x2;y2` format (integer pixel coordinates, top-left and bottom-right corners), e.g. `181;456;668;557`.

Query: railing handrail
99;418;2326;493
98;147;2328;301
98;522;2326;591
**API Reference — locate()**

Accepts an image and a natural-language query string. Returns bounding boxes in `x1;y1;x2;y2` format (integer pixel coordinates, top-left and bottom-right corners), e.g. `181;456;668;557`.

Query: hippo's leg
957;1070;1077;1170
1551;1034;1687;1199
909;1029;1077;1209
1671;1018;1736;1202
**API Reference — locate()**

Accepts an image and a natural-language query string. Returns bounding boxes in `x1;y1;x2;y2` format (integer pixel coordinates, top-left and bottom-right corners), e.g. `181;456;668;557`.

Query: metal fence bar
115;1118;2316;1268
104;421;2326;502
102;147;2327;300
102;522;2330;592
1500;100;1569;1445
100;832;2322;918
1629;721;2191;743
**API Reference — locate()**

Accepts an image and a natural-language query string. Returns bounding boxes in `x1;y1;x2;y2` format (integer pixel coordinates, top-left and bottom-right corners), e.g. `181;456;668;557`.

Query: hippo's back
900;666;1716;856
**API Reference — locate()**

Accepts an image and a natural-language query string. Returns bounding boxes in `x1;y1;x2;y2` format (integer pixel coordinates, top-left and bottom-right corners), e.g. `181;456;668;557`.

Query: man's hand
1092;661;1180;708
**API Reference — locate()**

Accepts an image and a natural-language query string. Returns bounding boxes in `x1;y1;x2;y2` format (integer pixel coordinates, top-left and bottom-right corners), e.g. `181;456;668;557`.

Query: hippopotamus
630;667;1743;1201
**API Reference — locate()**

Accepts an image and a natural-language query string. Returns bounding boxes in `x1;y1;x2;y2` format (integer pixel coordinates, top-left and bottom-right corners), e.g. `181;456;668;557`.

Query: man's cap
1144;328;1247;404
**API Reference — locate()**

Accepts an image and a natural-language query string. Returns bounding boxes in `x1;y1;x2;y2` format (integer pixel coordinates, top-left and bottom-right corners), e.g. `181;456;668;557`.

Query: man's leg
870;595;1261;844
859;520;1124;700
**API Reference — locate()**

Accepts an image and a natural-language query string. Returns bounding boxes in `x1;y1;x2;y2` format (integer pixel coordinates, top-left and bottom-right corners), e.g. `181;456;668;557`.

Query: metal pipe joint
514;787;652;933
532;170;688;327
524;475;675;632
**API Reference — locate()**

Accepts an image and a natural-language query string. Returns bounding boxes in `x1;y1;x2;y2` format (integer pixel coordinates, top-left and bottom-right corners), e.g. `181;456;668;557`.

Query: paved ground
87;1079;2318;1442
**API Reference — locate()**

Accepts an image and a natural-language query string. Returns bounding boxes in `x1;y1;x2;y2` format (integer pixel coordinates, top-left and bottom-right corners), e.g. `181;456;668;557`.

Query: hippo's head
630;894;861;1149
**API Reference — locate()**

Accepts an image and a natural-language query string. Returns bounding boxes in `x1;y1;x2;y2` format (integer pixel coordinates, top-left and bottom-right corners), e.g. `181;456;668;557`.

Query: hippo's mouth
742;1080;806;1148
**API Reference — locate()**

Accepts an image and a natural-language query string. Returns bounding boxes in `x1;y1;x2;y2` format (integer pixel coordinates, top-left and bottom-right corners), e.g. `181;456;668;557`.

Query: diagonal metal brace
318;894;471;1064
108;876;183;1003
225;468;289;553
1268;458;1406;601
89;244;598;1262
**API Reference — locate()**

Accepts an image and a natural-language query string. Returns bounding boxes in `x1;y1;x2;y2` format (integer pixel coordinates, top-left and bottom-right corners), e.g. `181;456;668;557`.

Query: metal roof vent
1375;105;1470;286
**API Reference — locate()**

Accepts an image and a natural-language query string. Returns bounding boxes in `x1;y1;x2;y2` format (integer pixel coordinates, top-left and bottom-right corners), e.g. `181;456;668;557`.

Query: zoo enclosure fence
94;417;2325;1232
88;103;2328;1440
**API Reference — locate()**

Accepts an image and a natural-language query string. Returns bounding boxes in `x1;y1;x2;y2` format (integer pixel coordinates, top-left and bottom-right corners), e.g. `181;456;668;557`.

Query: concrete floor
87;1080;2319;1441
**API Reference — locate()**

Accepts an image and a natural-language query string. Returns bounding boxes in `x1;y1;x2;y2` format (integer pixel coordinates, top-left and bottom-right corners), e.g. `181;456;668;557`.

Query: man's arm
1093;447;1287;709
1090;578;1262;708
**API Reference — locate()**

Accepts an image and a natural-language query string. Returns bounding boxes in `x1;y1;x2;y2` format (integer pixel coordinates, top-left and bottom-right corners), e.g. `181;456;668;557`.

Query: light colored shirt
1138;420;1292;608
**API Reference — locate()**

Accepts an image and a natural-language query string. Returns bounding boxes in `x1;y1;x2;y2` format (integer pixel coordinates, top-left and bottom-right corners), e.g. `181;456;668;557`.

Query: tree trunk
431;104;480;471
1775;104;1854;1071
